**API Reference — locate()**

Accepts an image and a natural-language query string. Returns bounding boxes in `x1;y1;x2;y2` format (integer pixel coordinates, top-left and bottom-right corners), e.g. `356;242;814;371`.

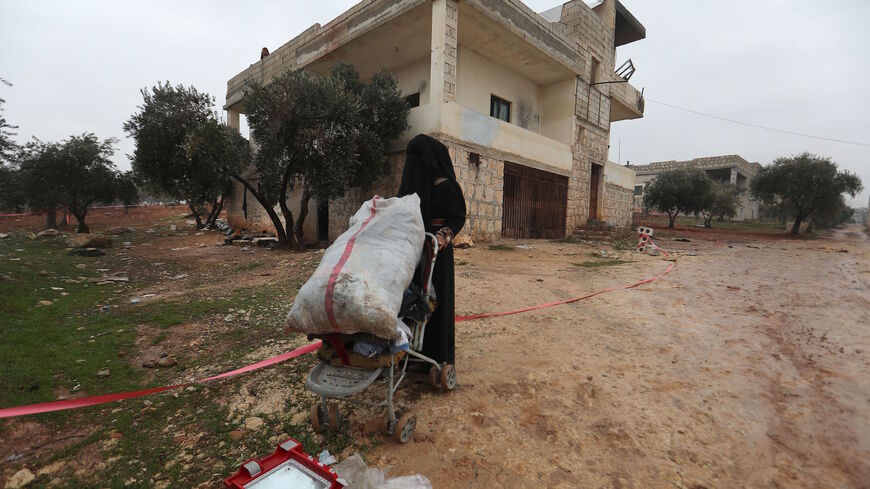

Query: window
468;152;481;166
405;92;420;108
634;185;644;196
590;57;600;85
490;95;511;122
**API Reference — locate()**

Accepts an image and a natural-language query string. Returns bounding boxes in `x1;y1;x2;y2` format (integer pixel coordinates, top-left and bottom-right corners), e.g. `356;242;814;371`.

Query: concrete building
632;155;761;221
224;0;646;243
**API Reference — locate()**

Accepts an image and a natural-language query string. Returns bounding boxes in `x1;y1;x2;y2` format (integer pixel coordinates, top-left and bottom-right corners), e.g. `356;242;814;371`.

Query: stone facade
603;182;633;228
224;0;646;243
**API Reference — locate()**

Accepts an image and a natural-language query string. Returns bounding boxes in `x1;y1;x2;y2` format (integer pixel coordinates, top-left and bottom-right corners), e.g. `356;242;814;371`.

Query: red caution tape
456;261;676;322
0;257;680;419
0;341;321;419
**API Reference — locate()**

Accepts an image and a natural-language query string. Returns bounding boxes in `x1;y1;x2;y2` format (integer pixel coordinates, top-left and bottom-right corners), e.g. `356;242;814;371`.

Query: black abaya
397;135;466;365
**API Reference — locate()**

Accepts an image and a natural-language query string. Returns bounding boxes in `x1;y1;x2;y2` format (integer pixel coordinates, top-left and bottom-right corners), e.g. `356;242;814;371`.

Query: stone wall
603;182;633;228
447;141;504;242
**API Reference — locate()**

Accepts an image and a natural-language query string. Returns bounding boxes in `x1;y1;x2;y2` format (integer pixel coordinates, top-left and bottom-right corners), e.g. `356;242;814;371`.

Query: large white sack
286;194;425;340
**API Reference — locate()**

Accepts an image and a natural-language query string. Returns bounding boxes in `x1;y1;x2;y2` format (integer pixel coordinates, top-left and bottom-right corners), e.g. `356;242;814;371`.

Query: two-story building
633;155;762;221
223;0;646;243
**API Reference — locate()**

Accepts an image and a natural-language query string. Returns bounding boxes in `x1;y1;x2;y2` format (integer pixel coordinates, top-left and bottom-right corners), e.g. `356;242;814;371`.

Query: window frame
490;95;511;123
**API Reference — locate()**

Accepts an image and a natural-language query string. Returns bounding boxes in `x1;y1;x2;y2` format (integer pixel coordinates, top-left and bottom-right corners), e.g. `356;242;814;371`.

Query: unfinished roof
634;155;761;176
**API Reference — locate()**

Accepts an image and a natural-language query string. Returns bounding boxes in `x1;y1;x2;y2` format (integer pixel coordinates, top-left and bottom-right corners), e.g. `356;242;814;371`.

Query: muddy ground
1;208;868;488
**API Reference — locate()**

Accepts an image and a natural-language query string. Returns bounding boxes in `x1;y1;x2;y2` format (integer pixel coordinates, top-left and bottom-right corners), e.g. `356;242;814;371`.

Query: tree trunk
805;218;815;235
668;211;678;228
704;215;713;228
206;196;224;227
231;174;289;245
790;215;803;235
204;198;219;227
45;206;57;230
294;186;311;245
277;166;301;249
188;202;204;228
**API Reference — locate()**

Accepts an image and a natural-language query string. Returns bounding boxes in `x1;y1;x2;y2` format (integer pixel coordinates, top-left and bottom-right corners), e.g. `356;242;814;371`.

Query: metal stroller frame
305;233;456;443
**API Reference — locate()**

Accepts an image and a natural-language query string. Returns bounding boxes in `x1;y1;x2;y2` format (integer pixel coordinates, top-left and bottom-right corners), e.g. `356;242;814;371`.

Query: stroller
305;233;456;443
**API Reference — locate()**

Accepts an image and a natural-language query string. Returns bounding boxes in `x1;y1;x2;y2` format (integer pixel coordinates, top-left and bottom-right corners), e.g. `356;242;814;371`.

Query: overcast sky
1;0;868;206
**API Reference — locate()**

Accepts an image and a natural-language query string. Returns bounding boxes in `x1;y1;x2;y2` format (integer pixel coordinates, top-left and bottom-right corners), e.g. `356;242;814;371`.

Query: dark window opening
490;95;511;122
405;92;420;108
634;185;644;195
590;57;601;85
468;152;481;166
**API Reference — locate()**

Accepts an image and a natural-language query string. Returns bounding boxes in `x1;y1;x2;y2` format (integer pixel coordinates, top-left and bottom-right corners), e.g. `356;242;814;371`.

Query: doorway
502;162;568;239
317;200;329;242
589;164;602;221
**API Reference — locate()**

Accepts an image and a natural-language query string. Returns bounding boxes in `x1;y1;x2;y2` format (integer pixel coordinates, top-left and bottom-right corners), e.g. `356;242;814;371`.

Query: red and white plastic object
224;438;344;489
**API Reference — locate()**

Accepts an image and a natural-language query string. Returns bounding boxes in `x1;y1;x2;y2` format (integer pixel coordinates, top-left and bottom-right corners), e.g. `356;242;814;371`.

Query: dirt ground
371;227;870;488
1;208;868;488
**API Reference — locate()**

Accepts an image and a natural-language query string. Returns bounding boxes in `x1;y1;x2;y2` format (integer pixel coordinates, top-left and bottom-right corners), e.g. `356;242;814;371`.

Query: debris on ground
334;454;432;489
5;467;35;489
453;233;473;249
319;450;337;465
673;237;691;242
66;234;113;249
36;229;59;238
106;227;134;236
96;368;111;378
67;248;106;257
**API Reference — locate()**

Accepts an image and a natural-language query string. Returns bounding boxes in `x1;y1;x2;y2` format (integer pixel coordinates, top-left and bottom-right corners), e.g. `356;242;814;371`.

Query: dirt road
366;229;870;488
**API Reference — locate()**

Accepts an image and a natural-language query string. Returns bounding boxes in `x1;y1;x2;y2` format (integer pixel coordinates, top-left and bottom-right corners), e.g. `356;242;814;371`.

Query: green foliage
124;82;247;226
0;77;17;164
244;62;409;246
699;181;739;228
750;152;863;234
15;134;124;232
642;168;712;228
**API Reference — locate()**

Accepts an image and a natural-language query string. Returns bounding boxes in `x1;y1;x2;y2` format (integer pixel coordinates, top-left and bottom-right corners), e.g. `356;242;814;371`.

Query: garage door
502;162;568;239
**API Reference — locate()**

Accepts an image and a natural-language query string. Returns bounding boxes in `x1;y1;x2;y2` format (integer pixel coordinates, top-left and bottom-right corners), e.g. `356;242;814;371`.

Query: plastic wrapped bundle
287;195;424;340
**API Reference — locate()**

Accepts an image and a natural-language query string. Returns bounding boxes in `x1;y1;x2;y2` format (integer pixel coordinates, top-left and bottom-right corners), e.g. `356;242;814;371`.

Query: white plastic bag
287;195;424;340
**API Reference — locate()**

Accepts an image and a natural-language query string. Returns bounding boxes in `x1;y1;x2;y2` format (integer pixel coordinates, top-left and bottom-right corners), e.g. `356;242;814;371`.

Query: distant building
632;155;761;221
223;0;646;243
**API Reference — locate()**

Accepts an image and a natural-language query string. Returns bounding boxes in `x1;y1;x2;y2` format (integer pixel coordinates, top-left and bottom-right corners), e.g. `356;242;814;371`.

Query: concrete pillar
227;109;240;132
430;0;458;105
729;167;738;185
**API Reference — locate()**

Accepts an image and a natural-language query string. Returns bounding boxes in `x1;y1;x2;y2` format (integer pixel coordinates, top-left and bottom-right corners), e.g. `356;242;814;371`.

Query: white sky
1;0;868;206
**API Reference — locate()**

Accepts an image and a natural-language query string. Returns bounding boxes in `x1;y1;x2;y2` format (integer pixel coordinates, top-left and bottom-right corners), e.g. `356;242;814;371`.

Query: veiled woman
398;134;466;368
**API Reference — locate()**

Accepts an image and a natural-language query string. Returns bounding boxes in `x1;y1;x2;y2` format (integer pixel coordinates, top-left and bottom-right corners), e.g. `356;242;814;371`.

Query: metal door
502;162;568;239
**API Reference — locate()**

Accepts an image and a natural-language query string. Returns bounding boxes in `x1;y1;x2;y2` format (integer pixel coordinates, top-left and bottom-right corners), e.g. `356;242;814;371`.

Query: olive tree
698;181;739;228
124;82;245;228
751;153;862;235
642;168;711;228
241;62;409;248
16;134;127;233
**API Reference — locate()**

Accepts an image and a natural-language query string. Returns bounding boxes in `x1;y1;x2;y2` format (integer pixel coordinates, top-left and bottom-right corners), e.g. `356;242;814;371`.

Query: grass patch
573;259;632;268
234;261;263;272
612;236;636;251
488;244;514;251
456;260;468;266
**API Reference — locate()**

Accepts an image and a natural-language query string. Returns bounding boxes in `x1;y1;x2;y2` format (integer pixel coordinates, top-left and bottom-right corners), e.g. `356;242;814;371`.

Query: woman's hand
435;227;453;250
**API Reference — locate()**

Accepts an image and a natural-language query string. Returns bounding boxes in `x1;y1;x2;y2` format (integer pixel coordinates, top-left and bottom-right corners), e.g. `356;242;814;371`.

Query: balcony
610;81;644;122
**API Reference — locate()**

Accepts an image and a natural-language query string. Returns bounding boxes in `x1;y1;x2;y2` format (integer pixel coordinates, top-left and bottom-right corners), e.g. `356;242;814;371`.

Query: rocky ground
1;207;867;488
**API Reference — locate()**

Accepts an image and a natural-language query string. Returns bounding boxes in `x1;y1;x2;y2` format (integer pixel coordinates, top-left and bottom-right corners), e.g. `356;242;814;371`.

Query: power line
645;97;870;148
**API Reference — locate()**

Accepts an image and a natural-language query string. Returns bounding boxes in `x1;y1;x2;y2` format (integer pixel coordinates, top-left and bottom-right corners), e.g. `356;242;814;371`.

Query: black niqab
398;134;461;226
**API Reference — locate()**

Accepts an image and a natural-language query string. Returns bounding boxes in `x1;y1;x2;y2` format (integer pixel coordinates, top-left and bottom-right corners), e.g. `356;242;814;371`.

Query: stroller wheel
327;403;341;432
310;402;324;433
394;412;416;443
428;365;442;389
440;363;457;391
